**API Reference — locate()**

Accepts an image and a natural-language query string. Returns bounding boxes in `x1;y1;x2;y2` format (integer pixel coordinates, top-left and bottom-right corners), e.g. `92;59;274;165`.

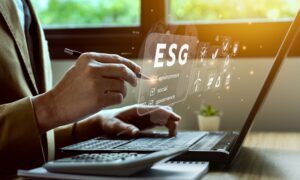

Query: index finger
99;63;138;87
148;106;181;136
166;120;178;137
88;52;141;74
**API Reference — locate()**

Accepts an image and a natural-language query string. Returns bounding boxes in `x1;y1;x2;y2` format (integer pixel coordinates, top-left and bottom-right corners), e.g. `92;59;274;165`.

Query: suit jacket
0;0;73;176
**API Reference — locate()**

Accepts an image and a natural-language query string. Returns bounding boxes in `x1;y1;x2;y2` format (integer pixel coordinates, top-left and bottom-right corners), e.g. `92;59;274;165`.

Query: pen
64;48;150;80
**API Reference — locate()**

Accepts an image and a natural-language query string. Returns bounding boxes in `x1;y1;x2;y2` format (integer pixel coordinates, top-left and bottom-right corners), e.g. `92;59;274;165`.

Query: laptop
61;11;300;167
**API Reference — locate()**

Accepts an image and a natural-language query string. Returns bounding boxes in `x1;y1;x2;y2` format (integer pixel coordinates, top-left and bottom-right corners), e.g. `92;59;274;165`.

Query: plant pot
197;115;220;131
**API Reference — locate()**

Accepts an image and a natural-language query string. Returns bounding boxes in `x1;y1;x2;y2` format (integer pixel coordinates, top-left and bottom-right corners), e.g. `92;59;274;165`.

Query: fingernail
136;66;141;73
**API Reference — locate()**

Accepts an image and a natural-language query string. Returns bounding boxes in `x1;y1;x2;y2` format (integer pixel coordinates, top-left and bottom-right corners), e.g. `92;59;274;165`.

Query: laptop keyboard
61;132;238;152
62;132;208;151
62;138;131;151
115;132;208;151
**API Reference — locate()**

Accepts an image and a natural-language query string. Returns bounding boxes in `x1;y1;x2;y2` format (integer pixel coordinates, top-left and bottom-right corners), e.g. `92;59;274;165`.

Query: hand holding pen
64;48;150;80
34;48;150;133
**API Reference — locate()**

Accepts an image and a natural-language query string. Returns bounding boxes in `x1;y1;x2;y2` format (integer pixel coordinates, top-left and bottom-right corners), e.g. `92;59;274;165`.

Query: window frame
43;0;299;60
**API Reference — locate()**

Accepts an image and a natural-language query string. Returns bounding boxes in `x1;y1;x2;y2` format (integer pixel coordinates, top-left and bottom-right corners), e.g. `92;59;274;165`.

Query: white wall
51;58;300;132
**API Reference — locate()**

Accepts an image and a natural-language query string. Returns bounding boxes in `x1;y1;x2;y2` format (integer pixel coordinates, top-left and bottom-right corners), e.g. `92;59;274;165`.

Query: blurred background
31;0;300;132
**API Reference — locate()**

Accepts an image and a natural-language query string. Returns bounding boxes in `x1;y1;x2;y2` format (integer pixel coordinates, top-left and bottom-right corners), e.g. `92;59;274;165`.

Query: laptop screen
135;14;300;135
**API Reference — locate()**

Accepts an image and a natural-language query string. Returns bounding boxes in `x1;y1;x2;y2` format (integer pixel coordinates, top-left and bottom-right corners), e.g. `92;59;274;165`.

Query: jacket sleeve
0;97;45;175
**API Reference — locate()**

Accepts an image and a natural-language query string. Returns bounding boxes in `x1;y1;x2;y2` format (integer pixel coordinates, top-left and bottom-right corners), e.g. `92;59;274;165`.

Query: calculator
44;148;187;176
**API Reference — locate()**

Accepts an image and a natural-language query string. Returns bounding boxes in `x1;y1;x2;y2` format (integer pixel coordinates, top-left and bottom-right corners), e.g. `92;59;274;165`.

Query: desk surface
204;132;300;179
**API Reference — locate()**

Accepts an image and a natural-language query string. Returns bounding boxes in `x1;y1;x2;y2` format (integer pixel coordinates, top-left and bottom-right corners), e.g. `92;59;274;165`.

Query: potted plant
197;105;221;131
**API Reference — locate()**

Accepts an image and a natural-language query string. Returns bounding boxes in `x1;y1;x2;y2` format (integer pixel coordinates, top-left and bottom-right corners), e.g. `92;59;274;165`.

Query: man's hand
96;105;181;137
32;53;141;133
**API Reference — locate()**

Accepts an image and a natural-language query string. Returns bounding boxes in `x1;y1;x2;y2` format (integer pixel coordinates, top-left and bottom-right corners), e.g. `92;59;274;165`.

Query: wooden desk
204;132;300;179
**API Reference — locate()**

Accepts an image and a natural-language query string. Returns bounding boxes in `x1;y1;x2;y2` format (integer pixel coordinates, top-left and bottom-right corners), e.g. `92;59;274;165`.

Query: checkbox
150;88;156;96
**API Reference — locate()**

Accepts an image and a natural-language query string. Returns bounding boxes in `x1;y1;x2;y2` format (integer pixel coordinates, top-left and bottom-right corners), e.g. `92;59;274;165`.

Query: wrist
32;91;58;133
75;115;103;141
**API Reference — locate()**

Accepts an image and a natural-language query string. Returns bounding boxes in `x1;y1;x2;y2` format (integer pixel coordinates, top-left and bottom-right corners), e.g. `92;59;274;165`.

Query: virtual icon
193;71;202;93
196;42;209;65
232;42;239;56
210;46;220;60
225;73;231;86
206;73;216;90
212;48;219;60
150;88;156;96
215;75;221;88
222;37;231;52
200;46;208;58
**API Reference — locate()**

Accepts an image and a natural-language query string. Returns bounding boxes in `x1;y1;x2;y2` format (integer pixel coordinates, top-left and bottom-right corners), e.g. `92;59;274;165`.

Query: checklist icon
150;88;156;97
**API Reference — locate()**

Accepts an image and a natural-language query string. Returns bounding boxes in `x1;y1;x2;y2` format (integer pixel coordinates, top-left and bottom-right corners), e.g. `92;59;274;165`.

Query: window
31;0;141;28
29;0;299;59
169;0;300;24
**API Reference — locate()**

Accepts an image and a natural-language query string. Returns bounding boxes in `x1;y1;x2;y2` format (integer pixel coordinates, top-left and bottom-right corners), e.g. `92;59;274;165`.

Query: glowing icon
193;71;202;93
225;74;231;86
200;47;207;63
197;43;209;64
215;75;221;88
211;49;219;60
150;88;156;96
207;77;214;89
207;74;215;90
222;37;231;52
200;46;208;58
232;42;239;55
224;54;230;67
212;48;219;60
